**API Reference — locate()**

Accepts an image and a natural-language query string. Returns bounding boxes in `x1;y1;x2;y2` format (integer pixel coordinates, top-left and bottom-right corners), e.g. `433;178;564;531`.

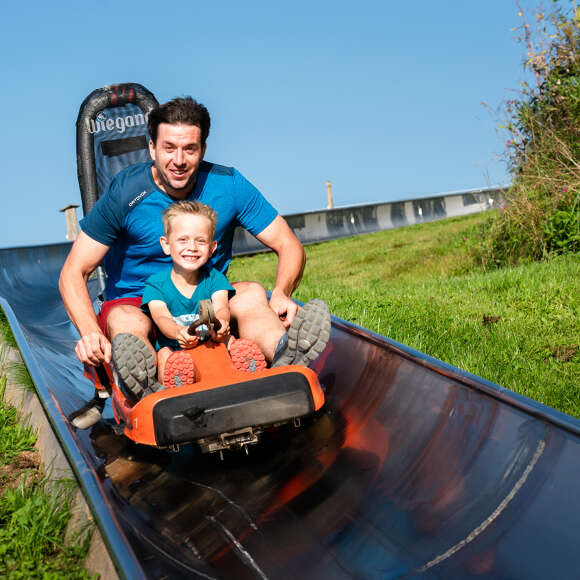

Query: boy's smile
160;213;217;277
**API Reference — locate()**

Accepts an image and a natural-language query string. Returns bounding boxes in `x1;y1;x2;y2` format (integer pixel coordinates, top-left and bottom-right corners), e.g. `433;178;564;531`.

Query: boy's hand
176;326;198;349
211;318;230;342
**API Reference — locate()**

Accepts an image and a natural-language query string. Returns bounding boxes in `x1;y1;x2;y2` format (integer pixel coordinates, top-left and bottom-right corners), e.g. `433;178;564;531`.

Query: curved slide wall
1;242;580;579
233;186;506;255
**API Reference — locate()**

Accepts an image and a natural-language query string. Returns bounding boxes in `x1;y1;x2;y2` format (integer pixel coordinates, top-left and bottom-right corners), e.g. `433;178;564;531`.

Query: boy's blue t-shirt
142;266;235;350
79;161;278;300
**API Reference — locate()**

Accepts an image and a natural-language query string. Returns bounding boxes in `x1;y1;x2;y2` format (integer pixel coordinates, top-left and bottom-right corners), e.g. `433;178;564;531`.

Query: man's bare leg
230;282;286;361
70;305;158;428
106;304;155;352
230;282;331;367
106;305;160;398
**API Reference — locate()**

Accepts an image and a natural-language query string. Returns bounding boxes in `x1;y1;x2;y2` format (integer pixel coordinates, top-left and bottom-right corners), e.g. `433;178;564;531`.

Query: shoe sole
163;350;196;388
273;299;331;367
112;333;158;399
229;338;267;372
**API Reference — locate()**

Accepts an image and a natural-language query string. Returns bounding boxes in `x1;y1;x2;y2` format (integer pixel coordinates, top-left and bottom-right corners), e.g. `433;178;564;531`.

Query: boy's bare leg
156;347;172;382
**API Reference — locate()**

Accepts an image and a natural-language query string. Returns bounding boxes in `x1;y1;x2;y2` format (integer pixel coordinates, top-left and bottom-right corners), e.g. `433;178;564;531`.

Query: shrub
482;1;580;267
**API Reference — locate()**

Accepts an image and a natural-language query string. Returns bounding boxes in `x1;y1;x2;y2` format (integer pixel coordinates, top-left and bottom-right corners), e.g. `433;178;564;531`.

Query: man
60;97;330;426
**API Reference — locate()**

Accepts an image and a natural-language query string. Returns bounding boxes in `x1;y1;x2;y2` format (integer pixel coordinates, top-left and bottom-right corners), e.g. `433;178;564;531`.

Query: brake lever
187;299;221;336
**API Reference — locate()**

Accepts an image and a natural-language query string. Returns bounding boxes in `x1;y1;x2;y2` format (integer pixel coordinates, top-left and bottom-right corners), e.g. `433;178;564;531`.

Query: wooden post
326;180;334;209
59;204;80;241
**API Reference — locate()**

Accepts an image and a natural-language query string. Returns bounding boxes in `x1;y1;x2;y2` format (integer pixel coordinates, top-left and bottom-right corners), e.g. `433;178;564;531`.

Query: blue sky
0;0;541;248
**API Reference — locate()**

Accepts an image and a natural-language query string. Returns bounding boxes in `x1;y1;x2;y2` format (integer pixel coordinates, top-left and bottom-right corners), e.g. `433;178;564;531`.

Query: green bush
482;1;580;267
544;197;580;252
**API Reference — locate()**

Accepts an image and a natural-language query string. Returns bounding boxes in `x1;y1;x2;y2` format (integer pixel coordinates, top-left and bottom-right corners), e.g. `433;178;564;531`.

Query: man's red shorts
98;297;143;335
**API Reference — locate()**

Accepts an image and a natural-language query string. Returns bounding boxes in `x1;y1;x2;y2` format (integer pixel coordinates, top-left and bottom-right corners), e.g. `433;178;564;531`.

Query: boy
114;200;266;397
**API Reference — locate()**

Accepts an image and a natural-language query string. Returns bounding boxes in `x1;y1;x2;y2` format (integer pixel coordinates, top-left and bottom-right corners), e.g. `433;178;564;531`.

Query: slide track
1;242;579;579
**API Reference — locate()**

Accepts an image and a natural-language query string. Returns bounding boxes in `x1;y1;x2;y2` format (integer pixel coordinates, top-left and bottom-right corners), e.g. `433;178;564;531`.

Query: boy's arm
211;290;231;341
146;300;198;349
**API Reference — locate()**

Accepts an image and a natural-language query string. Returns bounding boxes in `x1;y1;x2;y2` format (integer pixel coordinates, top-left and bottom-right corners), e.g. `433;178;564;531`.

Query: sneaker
163;350;197;388
69;394;106;429
229;338;267;373
111;333;161;399
272;299;331;367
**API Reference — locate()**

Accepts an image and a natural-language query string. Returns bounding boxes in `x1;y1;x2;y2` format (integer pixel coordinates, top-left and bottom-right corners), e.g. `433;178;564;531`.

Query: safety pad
76;83;158;215
90;104;151;196
153;372;315;446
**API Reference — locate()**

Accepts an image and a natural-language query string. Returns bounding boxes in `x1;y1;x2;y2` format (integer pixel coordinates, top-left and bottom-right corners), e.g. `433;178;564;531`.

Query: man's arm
255;215;306;327
59;231;111;365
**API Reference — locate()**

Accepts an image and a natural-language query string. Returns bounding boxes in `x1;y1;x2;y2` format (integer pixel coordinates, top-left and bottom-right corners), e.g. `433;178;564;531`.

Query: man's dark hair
148;97;211;145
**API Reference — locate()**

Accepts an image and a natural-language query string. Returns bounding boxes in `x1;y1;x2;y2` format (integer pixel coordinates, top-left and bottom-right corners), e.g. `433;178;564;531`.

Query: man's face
160;213;217;274
149;123;206;198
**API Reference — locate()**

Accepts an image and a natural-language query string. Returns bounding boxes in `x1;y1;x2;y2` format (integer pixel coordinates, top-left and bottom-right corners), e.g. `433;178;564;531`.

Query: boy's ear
209;240;217;256
160;236;171;256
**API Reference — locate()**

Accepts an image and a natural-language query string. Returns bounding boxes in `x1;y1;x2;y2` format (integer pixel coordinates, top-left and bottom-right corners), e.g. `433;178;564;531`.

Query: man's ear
148;139;156;161
209;240;217;256
160;236;171;256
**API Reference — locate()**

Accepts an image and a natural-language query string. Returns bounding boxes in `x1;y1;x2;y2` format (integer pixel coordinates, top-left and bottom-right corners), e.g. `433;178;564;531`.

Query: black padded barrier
76;83;158;215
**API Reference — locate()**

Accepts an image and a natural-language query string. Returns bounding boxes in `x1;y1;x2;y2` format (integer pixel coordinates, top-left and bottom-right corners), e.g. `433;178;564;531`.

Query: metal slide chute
2;243;580;578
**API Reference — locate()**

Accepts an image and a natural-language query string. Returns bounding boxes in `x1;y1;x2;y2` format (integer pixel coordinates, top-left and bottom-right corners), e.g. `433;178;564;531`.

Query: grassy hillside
0;314;92;579
229;213;580;418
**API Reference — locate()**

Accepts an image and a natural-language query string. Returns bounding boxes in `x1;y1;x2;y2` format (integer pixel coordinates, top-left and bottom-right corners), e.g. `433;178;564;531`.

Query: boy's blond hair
162;201;218;239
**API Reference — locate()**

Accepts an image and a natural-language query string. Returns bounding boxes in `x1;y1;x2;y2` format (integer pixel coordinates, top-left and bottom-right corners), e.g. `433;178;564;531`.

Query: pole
59;204;80;241
326;181;334;209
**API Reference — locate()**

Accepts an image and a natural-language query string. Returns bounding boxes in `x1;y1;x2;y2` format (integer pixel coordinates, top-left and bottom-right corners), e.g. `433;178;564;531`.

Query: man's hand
269;290;299;328
75;332;111;366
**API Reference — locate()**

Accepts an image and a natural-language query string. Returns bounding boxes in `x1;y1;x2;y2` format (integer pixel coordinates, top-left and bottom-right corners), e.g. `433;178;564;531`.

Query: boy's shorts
98;297;143;335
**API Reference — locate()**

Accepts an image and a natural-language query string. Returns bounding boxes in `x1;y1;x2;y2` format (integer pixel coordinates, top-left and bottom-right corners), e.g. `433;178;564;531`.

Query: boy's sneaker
272;299;331;367
229;338;267;373
111;333;162;399
163;350;197;388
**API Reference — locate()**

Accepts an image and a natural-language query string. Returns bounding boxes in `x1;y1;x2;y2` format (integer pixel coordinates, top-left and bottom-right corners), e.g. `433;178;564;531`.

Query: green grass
229;213;580;418
0;309;93;579
0;479;92;579
0;309;17;349
0;377;36;465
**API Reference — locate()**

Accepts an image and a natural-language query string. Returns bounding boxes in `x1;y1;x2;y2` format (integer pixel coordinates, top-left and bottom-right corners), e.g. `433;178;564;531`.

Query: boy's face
160;213;217;273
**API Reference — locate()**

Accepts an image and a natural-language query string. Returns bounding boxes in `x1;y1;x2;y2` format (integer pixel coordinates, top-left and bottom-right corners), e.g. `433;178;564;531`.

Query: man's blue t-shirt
141;266;234;350
79;161;278;300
